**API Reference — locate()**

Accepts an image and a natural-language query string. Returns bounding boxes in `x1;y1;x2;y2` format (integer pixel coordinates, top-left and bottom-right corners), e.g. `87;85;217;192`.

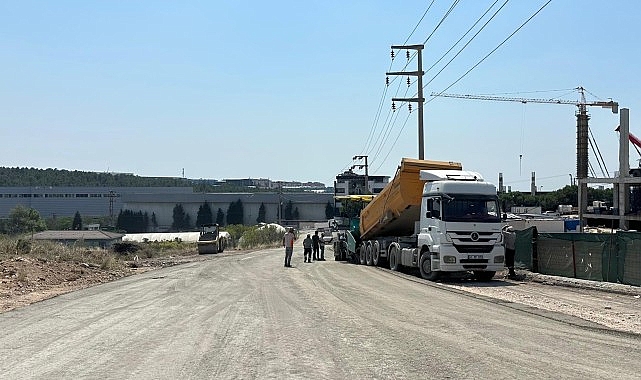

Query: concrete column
619;108;630;230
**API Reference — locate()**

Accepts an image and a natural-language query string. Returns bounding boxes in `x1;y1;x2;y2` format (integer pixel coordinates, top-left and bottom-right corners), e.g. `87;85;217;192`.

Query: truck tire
372;241;380;266
359;247;366;265
473;271;495;281
419;252;440;281
388;243;400;271
365;243;373;266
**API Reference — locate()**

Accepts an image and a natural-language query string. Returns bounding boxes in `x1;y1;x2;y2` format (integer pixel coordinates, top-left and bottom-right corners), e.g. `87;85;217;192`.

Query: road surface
1;244;641;379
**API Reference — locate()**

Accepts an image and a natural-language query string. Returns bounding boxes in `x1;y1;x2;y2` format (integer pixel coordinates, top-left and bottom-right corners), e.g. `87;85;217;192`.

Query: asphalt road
1;244;641;379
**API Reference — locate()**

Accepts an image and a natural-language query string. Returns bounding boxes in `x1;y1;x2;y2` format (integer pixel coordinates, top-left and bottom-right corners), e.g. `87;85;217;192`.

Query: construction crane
431;87;618;182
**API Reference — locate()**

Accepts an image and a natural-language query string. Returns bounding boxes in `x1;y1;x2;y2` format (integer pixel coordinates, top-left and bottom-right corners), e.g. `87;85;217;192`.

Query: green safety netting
518;230;641;286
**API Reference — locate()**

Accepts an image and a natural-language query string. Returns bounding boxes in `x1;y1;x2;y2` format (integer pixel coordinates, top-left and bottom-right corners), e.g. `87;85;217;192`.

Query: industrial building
0;186;333;231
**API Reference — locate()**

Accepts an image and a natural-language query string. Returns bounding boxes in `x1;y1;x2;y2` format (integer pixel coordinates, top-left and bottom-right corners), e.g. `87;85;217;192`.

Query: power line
424;0;501;77
390;0;461;91
373;112;413;173
422;0;461;45
424;0;511;89
403;0;436;45
429;0;553;100
361;0;438;157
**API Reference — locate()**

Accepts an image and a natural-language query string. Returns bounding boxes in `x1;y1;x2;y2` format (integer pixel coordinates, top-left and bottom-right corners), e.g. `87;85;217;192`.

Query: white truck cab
416;170;504;280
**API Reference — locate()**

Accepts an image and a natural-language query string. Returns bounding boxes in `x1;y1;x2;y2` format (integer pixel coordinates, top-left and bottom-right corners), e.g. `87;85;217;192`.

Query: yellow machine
197;224;227;254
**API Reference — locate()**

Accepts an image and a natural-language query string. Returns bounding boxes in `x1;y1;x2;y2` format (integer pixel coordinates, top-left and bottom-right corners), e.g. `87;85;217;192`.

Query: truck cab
417;170;504;280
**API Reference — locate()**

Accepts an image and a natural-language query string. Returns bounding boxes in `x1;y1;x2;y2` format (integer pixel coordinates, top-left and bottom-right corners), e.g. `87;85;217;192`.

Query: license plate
468;255;483;260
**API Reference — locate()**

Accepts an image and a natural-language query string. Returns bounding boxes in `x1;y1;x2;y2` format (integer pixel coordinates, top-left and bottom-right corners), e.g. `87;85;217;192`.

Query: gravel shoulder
439;269;641;335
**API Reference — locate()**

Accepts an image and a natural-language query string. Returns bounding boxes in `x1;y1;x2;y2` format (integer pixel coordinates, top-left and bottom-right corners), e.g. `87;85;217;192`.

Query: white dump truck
335;158;504;281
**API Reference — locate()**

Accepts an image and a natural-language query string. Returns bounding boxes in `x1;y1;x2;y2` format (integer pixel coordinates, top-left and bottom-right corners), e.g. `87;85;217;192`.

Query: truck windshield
441;194;500;223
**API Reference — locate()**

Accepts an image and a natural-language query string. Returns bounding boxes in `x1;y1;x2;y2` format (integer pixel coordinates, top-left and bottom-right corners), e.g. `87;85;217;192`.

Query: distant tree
325;202;335;219
45;216;73;231
196;202;213;226
72;211;82;230
257;203;266;224
116;209;148;233
171;204;190;231
5;205;47;235
151;212;158;231
216;208;225;226
284;200;294;220
226;199;245;225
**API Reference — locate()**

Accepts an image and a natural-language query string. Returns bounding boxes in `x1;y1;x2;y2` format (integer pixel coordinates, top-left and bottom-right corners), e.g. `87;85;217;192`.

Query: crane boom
431;88;618;113
431;92;578;105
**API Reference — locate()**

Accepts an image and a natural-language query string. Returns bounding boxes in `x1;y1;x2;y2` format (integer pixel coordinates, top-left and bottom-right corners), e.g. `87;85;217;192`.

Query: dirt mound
0;254;202;313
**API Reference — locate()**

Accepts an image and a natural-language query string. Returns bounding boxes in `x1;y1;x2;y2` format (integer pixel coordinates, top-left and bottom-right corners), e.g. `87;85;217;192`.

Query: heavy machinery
197;224;228;254
334;158;504;281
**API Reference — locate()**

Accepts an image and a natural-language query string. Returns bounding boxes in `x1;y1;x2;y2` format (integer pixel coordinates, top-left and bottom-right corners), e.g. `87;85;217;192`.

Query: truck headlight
494;255;504;263
443;255;456;264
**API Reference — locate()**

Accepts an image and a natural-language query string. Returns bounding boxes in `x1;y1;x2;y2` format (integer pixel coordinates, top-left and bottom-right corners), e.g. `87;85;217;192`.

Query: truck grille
453;245;494;254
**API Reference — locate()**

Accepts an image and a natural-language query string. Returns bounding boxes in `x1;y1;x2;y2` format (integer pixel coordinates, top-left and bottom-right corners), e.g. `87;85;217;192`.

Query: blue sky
1;1;639;191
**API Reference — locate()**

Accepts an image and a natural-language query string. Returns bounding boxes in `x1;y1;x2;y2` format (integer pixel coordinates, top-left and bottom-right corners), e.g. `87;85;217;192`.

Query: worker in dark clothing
312;231;320;261
502;225;517;279
303;234;313;263
318;233;326;261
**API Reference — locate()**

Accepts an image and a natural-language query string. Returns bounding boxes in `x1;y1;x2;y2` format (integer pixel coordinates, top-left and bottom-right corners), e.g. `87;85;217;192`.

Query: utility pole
352;155;369;194
386;44;425;159
108;190;116;227
277;183;282;225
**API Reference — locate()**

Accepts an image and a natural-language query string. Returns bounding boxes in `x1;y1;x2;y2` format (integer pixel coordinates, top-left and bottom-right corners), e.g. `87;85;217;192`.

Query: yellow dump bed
359;158;462;240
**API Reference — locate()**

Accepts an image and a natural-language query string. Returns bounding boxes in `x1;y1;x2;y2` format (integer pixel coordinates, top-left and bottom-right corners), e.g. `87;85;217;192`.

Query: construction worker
502;225;517;279
312;231;320;261
282;227;295;267
303;234;313;263
318;233;326;261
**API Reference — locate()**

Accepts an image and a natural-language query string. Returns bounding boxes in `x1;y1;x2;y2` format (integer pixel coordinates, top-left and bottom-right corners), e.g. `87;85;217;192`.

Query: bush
224;224;255;248
16;239;31;255
238;225;283;249
112;242;141;255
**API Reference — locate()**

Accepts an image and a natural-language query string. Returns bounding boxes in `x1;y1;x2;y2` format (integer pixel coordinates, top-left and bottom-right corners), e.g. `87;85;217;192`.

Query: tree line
0;167;322;193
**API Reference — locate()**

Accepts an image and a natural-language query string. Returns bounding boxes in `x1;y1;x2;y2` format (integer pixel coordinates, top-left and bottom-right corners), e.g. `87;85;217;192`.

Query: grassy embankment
0;224;285;271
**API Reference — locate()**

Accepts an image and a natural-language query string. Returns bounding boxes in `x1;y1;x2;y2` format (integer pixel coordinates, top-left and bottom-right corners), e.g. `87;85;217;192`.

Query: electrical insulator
390;50;395;59
385;76;389;86
407;77;411;87
406;50;410;60
392;102;396;111
408;104;412;113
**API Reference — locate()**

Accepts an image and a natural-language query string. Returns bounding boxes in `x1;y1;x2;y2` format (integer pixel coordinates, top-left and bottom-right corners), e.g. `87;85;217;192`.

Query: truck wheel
372;241;380;266
359;247;366;265
473;271;495;281
419;252;440;281
389;244;400;271
365;243;373;266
